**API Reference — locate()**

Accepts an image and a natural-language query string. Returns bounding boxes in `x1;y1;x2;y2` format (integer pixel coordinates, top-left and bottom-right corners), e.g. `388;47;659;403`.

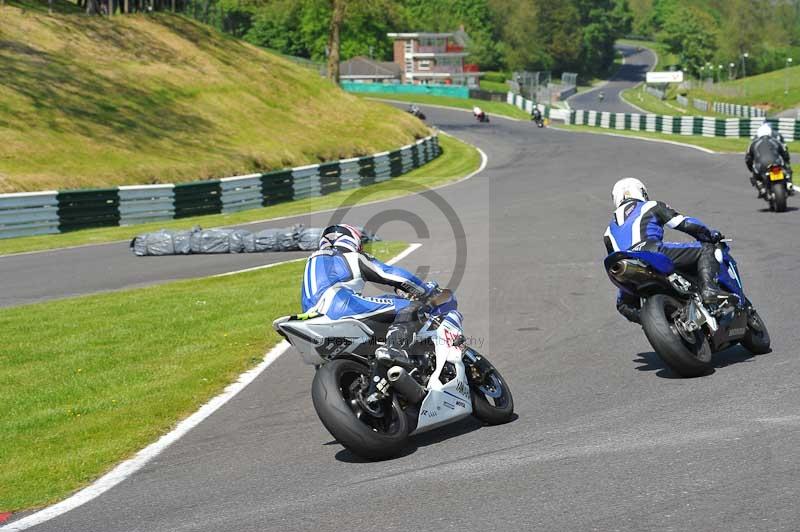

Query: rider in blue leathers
604;178;725;323
301;224;436;360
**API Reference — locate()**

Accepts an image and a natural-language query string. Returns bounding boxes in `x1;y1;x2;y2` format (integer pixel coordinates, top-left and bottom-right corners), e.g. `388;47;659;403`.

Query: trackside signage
646;71;684;83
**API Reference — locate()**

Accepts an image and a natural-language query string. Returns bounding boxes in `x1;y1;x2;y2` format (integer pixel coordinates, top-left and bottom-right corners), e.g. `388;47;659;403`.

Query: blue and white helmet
319;224;363;252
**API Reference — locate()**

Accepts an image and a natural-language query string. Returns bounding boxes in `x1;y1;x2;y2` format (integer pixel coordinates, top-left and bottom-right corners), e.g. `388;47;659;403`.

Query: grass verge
620;85;726;117
360;93;530;120
0;134;480;256
553;124;800;153
0;240;407;512
685;65;800;113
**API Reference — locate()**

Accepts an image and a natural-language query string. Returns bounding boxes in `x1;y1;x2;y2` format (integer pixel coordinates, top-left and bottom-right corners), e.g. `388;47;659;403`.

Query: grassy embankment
0;134;480;255
0;4;429;193
0;240;407;512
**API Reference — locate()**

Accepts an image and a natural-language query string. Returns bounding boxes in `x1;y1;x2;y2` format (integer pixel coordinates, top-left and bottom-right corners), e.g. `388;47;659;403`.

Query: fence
341;82;470;99
712;102;766;118
645;86;666;100
506;92;571;122
0;135;441;240
567;110;799;140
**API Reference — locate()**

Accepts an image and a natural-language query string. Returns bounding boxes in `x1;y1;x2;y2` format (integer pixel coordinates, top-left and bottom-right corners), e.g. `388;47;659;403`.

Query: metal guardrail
713;102;766;118
568;110;799;139
506;92;570;122
0;135;441;240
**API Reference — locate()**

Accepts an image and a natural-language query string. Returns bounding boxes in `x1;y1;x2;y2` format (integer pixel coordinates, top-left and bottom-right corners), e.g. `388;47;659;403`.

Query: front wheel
773;182;788;212
741;307;771;354
311;359;409;460
467;355;514;425
641;294;713;378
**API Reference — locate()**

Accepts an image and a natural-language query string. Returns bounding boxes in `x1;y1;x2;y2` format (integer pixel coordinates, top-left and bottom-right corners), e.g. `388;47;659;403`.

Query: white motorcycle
273;288;514;460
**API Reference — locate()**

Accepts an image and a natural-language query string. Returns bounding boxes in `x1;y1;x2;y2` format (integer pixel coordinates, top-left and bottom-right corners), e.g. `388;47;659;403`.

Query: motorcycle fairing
413;310;473;434
275;315;374;365
715;245;746;306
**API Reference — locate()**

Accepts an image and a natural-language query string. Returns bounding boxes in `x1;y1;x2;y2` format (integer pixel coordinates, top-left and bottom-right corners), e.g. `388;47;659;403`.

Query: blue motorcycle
604;240;770;377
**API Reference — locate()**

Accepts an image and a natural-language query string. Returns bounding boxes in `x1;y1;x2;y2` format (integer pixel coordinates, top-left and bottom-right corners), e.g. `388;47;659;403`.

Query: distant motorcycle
476;112;490;123
531;108;544;128
752;155;792;212
604;238;770;377
407;106;426;120
597;91;605;102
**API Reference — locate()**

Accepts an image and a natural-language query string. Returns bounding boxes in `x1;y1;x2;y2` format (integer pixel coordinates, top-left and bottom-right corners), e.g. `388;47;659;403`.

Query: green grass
360;93;531;120
685;65;800;113
0;240;407;512
620;85;726;117
555;123;800;153
0;134;480;256
0;6;427;192
479;79;509;93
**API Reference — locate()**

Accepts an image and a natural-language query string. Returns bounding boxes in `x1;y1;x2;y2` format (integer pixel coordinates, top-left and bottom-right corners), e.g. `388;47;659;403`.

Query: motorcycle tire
741;307;771;354
469;357;514;425
312;358;409;460
641;294;713;378
773;182;788;212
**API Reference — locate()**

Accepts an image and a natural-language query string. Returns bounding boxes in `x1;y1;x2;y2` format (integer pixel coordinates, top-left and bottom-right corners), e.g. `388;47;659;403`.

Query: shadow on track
634;345;762;378
329;414;519;463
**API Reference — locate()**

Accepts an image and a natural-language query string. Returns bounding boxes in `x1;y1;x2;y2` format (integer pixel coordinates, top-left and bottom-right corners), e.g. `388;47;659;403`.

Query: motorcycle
597;91;605;102
475;112;490;123
754;160;791;212
604;239;770;377
407;106;426;121
273;287;514;459
531;111;544;128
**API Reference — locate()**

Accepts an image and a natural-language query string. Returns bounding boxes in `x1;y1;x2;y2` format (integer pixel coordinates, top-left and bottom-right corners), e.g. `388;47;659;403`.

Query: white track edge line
2;242;422;531
212;257;306;277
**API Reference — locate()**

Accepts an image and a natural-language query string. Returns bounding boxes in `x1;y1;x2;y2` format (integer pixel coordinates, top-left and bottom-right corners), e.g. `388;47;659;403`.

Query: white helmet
756;123;772;138
612;178;648;209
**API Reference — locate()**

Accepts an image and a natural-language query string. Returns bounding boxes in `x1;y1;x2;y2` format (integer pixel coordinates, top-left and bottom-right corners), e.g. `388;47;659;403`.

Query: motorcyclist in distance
746;123;794;197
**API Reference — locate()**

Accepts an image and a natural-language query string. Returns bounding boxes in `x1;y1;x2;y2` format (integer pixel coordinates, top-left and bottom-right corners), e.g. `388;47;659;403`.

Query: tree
327;0;345;82
659;4;717;75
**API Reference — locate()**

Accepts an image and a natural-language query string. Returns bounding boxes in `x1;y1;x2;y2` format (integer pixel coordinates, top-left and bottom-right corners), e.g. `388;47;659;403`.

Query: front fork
457;337;494;385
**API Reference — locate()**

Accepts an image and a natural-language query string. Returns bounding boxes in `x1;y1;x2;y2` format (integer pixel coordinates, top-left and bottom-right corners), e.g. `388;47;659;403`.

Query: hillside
0;5;428;192
685;66;800;114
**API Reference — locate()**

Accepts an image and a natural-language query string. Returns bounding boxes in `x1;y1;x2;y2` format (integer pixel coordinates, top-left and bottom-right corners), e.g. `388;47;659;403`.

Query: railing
0;136;441;240
568;109;799;139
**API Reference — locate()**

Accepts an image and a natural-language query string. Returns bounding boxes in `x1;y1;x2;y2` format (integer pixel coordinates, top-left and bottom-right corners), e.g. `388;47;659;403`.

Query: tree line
180;0;632;78
629;0;800;77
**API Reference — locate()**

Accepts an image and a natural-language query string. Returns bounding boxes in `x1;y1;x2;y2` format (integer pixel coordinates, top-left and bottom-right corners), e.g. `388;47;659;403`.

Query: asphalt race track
6;105;800;531
568;44;656;113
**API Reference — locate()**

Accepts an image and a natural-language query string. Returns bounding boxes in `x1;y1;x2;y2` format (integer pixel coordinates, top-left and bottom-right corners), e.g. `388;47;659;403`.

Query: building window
418;60;431;71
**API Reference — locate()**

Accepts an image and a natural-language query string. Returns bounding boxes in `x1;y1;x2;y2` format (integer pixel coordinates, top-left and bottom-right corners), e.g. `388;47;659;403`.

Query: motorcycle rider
746;123;794;197
604;178;727;324
473;105;486;121
300;224;436;363
531;105;543;123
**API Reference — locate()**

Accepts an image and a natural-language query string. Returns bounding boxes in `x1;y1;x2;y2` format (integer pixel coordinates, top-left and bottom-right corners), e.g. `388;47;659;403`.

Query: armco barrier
713;101;765;118
507;92;570;122
567;110;800;140
0;135;441;240
0;191;59;239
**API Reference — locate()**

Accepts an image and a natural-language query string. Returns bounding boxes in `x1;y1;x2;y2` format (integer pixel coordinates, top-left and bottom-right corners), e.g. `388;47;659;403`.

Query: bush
483;71;510;83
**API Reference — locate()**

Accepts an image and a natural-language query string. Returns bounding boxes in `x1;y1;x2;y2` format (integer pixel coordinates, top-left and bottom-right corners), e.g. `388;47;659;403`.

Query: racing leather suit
603;199;721;323
301;247;432;344
746;134;793;191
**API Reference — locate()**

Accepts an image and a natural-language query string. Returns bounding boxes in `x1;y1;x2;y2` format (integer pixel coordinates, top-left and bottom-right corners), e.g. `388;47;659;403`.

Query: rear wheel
641;294;713;378
741;307;771;354
773;182;788;212
311;359;409;460
468;356;514;425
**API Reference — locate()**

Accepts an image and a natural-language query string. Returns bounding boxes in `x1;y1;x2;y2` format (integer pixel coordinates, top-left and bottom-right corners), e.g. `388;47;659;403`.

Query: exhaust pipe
387;366;427;404
610;259;652;281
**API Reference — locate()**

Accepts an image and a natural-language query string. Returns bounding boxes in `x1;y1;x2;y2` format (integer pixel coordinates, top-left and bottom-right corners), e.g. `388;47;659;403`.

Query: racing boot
751;175;767;198
374;324;414;366
697;248;729;306
787;168;795;195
